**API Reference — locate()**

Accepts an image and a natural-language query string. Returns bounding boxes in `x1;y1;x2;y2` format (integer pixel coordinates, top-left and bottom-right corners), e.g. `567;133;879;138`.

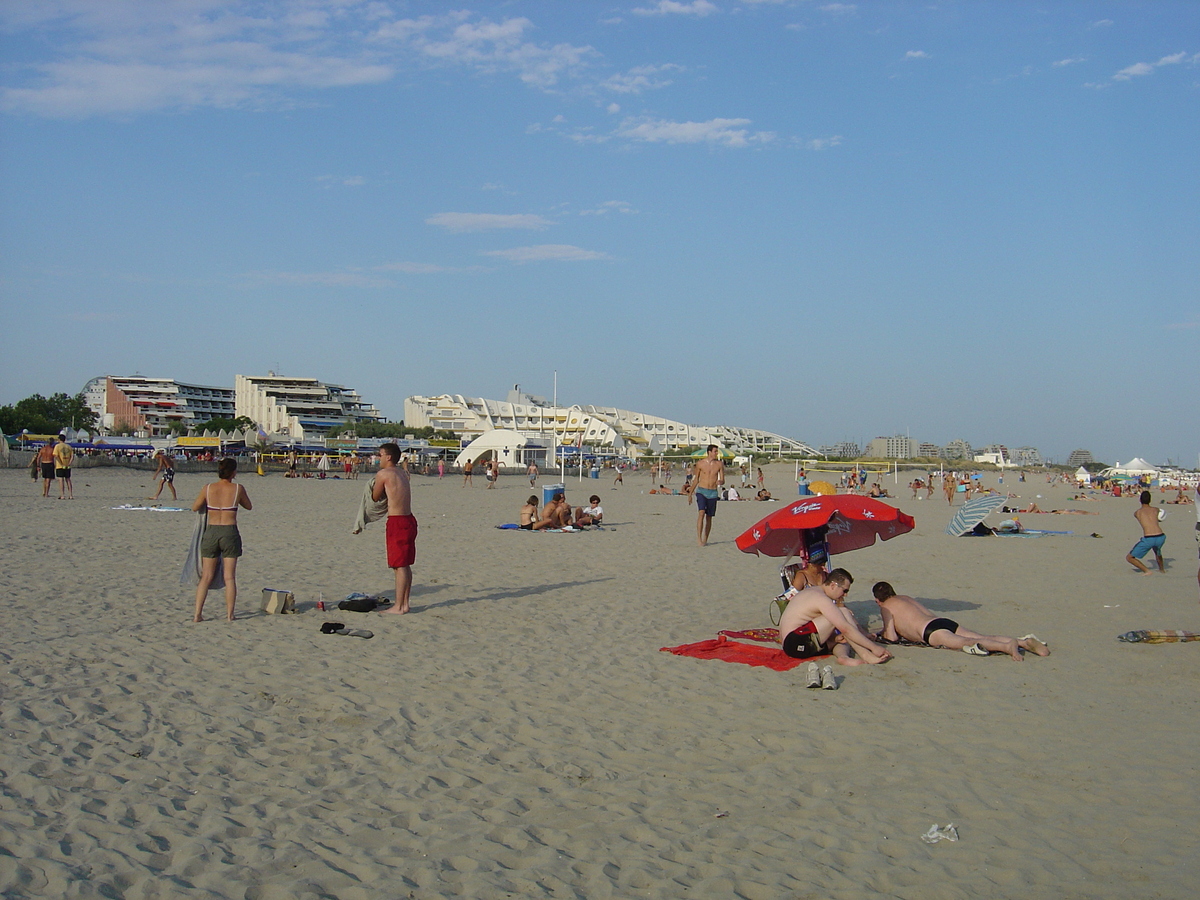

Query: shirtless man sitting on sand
871;582;1049;661
777;569;891;666
532;492;571;530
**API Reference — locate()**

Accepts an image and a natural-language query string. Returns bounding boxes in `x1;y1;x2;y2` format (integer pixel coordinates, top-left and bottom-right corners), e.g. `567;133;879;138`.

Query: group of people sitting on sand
519;492;604;531
775;562;1050;665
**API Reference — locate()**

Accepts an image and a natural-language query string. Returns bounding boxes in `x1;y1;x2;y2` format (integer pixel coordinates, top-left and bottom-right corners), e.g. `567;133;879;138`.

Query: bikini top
206;483;240;511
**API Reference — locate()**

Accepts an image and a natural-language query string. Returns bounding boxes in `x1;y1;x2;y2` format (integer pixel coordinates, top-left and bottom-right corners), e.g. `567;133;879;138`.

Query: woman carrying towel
192;457;252;622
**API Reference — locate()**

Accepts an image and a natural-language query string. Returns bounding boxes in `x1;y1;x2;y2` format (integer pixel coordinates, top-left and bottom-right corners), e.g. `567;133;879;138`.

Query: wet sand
1;464;1197;899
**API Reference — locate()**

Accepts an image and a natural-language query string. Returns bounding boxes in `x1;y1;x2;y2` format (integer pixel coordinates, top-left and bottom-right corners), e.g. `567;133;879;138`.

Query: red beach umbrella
735;495;916;558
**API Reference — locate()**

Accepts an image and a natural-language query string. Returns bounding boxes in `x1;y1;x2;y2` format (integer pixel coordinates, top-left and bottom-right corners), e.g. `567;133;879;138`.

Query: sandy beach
1;462;1198;899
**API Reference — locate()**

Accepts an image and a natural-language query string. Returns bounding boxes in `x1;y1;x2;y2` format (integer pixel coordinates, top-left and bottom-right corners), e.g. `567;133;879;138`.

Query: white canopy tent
1099;458;1160;478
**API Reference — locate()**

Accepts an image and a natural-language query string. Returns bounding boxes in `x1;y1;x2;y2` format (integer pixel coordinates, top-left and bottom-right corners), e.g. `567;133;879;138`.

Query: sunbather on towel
872;582;1050;661
777;569;891;666
519;495;539;530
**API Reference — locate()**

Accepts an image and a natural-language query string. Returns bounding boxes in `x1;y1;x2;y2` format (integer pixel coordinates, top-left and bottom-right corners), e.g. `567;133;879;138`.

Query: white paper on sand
920;823;959;844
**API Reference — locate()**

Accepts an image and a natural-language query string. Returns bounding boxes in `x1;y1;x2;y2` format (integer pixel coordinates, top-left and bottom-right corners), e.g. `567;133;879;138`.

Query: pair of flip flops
805;662;837;690
320;621;373;639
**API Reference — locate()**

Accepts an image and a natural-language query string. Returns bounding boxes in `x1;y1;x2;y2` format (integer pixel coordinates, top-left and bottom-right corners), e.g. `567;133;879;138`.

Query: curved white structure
405;393;814;456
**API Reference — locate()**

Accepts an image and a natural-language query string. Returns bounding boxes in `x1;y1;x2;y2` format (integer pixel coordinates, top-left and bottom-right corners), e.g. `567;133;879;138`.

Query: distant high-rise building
918;442;941;458
1067;449;1095;467
81;375;235;436
941;439;973;460
818;441;861;459
866;435;919;458
236;374;382;439
1012;446;1044;467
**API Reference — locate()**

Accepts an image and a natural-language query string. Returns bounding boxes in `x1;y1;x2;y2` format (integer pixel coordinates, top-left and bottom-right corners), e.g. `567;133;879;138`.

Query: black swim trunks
782;624;825;659
922;617;959;645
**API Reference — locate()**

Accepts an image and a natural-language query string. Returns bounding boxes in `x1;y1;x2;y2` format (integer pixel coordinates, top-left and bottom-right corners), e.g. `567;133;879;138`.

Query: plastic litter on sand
920;823;959;844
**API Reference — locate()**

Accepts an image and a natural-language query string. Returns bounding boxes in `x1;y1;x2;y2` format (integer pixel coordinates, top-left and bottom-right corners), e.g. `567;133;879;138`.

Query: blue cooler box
543;483;566;505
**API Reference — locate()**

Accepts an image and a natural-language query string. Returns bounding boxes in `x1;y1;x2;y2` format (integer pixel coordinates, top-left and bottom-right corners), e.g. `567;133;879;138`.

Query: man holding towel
374;442;416;615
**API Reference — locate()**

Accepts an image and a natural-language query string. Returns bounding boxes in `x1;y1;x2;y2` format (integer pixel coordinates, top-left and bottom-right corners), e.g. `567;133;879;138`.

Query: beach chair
771;563;802;625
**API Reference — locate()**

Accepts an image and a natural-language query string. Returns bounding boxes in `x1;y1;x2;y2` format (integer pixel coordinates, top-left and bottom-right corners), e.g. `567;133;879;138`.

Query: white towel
352;476;389;534
180;513;225;589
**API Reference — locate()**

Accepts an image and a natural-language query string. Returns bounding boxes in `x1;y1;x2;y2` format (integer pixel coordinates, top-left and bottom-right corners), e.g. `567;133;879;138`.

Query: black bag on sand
338;596;381;613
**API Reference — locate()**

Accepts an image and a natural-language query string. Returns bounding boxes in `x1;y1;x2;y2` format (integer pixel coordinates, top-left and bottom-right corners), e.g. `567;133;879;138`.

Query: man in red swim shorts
372;442;416;614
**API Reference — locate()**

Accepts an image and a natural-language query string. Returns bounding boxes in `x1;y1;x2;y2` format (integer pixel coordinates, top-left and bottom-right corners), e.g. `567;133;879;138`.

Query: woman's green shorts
201;524;242;559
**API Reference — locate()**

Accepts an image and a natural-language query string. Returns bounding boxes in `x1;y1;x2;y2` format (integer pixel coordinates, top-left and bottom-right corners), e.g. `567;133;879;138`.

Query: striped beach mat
1117;630;1200;644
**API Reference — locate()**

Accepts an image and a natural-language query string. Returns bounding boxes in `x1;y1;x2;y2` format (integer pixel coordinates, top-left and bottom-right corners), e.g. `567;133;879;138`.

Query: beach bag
261;588;296;614
338;593;382;613
29;456;38;479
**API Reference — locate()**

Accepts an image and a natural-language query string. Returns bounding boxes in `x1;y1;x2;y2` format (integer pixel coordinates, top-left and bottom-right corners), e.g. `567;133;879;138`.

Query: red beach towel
659;634;826;671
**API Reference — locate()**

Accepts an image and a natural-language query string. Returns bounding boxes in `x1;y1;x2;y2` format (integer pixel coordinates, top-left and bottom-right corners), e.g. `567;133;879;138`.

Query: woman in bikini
192;457;252;622
519;495;539;529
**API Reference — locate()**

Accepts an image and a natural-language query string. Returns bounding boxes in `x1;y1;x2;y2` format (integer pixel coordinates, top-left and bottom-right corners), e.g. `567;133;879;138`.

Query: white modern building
941;439;974;460
235;374;382;439
1067;449;1095;467
404;387;814;456
1011;446;1044;467
81;376;236;436
973;444;1012;467
866;435;920;459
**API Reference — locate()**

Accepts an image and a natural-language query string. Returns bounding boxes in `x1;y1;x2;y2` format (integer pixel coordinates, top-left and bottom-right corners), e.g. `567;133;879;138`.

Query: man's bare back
1134;503;1164;537
873;583;1048;661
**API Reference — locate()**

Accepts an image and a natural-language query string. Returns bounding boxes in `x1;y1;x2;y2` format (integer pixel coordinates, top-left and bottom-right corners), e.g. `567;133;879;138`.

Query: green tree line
0;393;97;436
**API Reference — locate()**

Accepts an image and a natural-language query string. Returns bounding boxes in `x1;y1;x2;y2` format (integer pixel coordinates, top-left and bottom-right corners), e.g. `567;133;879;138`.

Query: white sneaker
820;665;837;690
805;662;821;688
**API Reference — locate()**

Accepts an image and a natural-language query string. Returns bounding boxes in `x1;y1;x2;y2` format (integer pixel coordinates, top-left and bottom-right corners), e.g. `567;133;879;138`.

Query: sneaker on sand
805;662;821;688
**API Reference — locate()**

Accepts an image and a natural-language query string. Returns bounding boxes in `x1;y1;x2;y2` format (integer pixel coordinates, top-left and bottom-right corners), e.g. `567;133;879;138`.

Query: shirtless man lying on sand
777;569;891;666
871;582;1049;661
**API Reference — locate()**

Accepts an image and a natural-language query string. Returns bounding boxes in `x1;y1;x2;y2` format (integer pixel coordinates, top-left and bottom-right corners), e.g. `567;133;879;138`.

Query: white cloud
820;4;857;14
426;212;554;232
1114;62;1153;80
1053;58;1086;67
580;201;638;216
616;115;774;147
607;102;621;114
601;63;682;94
904;50;928;60
374;262;451;274
316;174;366;188
1112;52;1189;82
633;1;719;16
251;270;394;288
803;135;842;150
1090;19;1114;29
0;1;396;117
387;14;598;89
0;4;601;117
483;244;610;263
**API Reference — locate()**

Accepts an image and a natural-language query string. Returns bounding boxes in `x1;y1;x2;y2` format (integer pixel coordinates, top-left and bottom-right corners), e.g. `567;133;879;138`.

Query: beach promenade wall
3;450;221;474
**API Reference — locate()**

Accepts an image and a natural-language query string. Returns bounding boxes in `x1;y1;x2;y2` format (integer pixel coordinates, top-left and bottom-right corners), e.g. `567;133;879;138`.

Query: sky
0;0;1196;466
